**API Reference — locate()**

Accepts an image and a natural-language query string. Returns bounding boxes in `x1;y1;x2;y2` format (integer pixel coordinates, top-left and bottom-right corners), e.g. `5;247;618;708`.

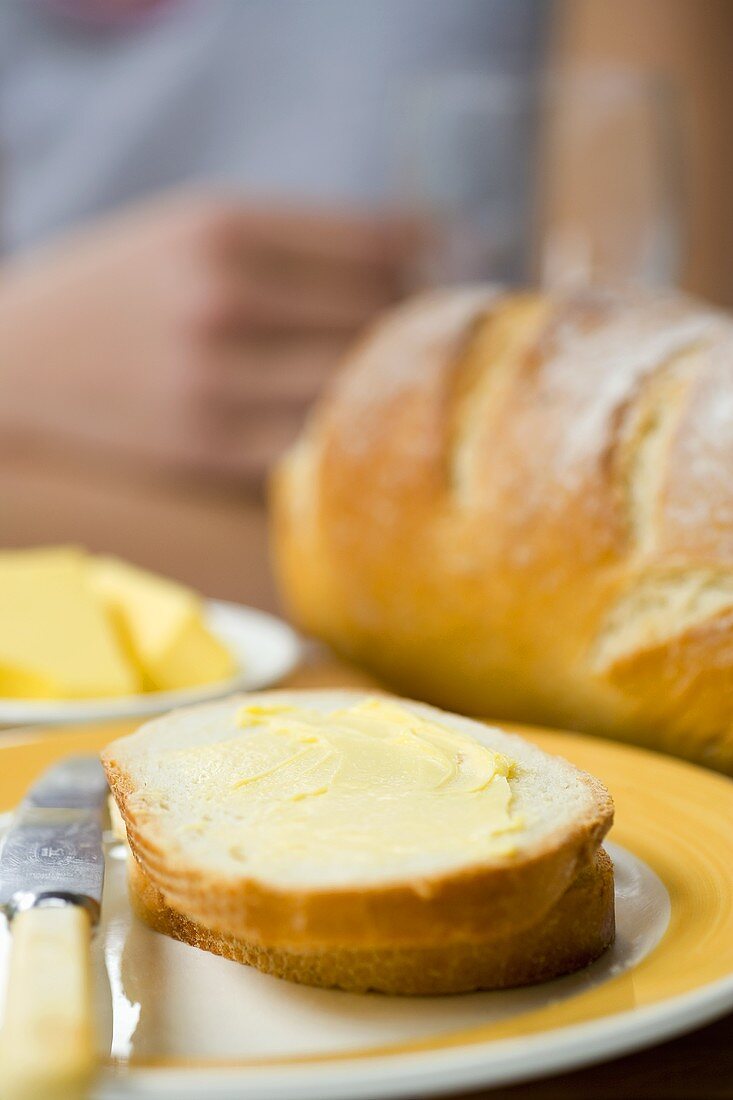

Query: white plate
0;601;302;725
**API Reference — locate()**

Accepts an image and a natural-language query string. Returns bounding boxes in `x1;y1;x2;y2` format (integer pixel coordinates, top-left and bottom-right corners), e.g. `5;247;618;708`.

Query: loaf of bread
103;690;614;993
272;288;733;774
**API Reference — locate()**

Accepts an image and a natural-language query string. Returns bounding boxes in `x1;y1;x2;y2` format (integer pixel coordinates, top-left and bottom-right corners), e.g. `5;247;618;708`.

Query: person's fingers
194;264;399;336
149;194;413;337
214;201;418;274
191;338;344;408
188;397;304;484
178;336;346;484
204;356;332;408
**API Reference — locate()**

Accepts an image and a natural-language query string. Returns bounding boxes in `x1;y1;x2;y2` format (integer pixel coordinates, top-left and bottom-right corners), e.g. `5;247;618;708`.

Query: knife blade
22;755;109;812
0;757;107;923
0;757;108;1100
0;806;105;923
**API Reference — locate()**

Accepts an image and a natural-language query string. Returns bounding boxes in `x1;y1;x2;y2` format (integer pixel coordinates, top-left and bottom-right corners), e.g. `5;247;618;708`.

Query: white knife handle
0;905;95;1100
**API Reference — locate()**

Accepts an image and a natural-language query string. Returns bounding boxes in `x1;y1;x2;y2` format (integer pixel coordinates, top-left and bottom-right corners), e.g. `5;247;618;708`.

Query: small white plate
0;601;302;725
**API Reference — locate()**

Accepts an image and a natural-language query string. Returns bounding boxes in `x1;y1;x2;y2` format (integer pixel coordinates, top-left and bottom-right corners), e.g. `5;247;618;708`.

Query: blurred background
1;0;731;611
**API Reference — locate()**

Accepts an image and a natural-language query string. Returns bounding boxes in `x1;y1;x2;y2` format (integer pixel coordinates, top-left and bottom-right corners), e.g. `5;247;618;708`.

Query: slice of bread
103;690;614;991
128;847;614;995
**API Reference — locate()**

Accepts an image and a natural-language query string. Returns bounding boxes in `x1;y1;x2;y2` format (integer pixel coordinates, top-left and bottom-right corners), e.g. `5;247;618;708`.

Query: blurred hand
0;192;410;484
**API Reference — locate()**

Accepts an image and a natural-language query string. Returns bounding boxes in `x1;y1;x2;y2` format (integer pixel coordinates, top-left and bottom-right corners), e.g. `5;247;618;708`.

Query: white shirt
0;0;549;252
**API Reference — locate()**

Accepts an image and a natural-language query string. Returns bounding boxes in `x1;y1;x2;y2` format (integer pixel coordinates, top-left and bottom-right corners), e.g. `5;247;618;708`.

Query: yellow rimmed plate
0;721;731;1100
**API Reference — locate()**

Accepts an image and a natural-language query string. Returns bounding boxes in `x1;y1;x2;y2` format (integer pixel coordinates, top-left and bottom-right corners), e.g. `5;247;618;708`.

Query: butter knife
0;756;108;1100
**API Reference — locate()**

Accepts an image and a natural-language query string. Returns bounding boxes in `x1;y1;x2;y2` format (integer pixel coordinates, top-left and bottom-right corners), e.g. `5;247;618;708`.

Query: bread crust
128;848;615;995
103;691;614;950
271;287;733;773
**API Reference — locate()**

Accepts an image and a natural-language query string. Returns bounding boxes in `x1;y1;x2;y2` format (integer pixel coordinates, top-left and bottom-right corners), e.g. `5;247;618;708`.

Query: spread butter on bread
103;690;614;994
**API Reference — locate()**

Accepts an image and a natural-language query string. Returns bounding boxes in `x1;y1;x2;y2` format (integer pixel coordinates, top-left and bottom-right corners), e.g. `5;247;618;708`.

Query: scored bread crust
271;287;733;773
128;847;615;994
102;690;613;950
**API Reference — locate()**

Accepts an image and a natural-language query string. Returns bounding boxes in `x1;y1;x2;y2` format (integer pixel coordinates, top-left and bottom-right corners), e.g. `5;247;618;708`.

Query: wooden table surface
1;446;731;1100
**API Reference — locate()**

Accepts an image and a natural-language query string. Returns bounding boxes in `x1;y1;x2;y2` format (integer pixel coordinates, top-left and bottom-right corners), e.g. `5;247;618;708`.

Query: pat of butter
0;547;138;699
89;557;236;692
163;698;522;885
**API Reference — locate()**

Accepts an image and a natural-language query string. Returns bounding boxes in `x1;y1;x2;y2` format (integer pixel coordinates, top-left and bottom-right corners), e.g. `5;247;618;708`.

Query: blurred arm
553;0;733;307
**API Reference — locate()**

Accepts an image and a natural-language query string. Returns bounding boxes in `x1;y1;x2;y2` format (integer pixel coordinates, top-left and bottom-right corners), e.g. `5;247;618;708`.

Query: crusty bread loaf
128;846;615;995
271;288;733;774
102;690;613;992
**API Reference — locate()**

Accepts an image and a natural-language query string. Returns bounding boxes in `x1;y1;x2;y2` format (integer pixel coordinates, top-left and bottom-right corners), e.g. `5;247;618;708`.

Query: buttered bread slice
103;690;614;992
